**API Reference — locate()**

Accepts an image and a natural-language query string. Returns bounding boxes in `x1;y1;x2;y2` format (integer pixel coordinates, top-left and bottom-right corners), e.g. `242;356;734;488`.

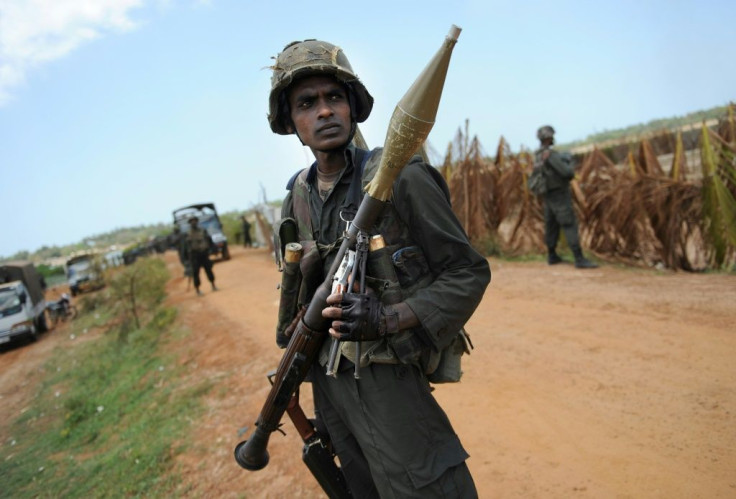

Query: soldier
534;125;598;269
182;216;218;295
241;215;253;248
270;40;490;498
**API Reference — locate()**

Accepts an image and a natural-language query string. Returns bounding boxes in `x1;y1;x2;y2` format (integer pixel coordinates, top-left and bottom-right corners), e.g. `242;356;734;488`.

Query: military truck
172;203;230;260
65;253;105;296
0;262;51;346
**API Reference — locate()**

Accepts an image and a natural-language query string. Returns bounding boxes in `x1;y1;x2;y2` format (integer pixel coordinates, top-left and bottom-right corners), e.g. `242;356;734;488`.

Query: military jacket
535;146;575;192
186;227;212;254
281;145;490;370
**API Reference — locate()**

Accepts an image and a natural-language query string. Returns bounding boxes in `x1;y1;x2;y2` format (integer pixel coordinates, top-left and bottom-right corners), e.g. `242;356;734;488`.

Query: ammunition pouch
273;218;299;270
334;244;471;383
275;218;304;347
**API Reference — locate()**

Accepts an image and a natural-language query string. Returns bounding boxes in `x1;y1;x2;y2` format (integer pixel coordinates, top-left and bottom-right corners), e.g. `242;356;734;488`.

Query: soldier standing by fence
534;125;598;269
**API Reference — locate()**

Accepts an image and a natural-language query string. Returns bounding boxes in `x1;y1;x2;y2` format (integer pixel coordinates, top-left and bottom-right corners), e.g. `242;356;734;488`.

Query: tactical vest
535;146;574;192
285;147;463;381
188;228;210;253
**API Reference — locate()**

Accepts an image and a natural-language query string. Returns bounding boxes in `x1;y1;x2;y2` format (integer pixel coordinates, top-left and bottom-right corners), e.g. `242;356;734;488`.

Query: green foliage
0;273;205;498
1;223;173;264
558;104;729;150
700;127;736;268
107;257;169;333
219;210;246;244
36;263;65;279
472;234;502;257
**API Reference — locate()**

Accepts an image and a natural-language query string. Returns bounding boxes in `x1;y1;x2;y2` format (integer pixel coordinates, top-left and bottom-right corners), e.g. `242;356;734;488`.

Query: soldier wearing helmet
534;125;598;268
269;40;489;498
182;216;218;295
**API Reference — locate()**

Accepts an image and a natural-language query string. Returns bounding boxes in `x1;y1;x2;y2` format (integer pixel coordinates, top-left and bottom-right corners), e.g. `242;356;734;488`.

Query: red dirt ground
2;247;735;498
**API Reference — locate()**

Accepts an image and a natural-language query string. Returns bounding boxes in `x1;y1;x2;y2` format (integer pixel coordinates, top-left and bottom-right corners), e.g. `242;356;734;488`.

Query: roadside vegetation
0;257;209;498
557;103;729;150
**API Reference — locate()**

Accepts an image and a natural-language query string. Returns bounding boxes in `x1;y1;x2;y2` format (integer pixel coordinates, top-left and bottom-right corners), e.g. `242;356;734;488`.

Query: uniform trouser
310;360;477;499
544;187;581;253
190;251;215;289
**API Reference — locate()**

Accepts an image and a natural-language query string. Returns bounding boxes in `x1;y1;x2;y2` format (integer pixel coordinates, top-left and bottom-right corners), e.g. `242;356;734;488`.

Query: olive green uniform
535;146;582;255
183;227;215;290
281;145;490;498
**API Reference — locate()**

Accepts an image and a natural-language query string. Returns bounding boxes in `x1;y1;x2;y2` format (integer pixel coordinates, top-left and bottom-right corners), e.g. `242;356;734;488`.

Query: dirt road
3;247;735;498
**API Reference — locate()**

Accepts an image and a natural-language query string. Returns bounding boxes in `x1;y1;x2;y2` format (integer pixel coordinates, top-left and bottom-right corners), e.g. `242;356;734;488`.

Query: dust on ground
2;247;734;498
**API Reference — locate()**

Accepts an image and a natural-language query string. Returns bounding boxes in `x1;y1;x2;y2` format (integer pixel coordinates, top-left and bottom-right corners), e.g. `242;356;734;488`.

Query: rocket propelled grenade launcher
234;25;462;474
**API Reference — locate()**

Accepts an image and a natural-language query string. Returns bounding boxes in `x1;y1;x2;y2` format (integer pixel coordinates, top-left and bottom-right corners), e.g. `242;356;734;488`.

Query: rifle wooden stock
235;25;461;474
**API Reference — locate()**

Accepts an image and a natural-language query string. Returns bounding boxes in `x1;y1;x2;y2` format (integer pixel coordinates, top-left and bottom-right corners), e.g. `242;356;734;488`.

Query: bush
107;257;169;336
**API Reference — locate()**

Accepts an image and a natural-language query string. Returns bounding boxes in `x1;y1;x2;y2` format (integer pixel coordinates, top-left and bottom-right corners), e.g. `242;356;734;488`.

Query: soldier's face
287;76;352;152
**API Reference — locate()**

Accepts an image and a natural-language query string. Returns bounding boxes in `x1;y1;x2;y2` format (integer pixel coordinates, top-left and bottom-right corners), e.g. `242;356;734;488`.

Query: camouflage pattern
268;40;373;135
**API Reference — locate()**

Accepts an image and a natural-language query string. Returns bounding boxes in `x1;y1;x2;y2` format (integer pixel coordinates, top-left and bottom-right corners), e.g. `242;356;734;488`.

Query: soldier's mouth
317;123;341;134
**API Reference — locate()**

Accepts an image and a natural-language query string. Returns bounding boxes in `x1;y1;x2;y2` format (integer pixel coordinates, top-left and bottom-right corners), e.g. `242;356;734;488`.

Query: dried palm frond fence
442;105;736;271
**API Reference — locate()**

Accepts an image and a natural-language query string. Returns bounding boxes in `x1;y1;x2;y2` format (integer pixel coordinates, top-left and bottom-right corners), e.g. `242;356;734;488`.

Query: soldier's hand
323;292;399;342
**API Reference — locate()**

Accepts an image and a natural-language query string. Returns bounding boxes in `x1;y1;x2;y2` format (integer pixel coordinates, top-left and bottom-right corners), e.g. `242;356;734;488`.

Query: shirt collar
306;143;360;185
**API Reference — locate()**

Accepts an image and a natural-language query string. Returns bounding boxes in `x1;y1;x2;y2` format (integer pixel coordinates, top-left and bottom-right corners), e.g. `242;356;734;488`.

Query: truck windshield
67;260;91;277
174;209;222;234
0;288;22;317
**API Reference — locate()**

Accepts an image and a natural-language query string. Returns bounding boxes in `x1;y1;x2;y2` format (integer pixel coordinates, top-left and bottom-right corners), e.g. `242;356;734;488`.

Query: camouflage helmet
537;125;555;141
268;39;374;135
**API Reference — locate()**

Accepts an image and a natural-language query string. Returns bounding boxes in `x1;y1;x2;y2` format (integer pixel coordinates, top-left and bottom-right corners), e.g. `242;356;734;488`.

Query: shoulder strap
286;150;372;236
340;148;372;221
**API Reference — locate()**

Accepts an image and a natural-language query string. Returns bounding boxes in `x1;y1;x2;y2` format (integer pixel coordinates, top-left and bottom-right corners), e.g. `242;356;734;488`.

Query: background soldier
183;216;218;295
534;125;598;269
270;39;490;497
241;215;252;248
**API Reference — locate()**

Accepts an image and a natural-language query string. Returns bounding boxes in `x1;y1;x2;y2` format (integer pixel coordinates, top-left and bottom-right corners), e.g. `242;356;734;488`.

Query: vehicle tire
222;244;231;261
38;309;52;332
48;309;60;328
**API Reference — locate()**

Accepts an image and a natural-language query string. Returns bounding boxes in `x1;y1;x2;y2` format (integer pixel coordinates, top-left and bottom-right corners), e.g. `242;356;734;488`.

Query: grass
0;260;210;498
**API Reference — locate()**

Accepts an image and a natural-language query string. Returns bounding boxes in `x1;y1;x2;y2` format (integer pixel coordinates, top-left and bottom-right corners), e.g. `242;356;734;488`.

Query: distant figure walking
183;216;218;295
241;215;253;248
533;125;597;269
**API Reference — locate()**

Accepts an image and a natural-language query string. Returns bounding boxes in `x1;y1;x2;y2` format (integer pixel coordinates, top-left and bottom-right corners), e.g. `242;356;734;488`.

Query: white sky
1;0;734;257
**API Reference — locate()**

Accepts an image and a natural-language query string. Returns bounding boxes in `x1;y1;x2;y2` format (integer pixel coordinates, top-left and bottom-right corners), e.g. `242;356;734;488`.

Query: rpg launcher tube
364;24;462;203
276;243;303;347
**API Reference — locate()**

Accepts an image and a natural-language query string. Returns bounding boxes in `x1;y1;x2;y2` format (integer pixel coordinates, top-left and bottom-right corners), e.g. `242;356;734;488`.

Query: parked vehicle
46;293;78;326
172;203;230;260
0;262;51;346
65;253;105;296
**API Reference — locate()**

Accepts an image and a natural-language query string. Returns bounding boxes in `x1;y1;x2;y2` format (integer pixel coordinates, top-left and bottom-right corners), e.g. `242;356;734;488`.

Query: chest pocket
190;231;210;252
